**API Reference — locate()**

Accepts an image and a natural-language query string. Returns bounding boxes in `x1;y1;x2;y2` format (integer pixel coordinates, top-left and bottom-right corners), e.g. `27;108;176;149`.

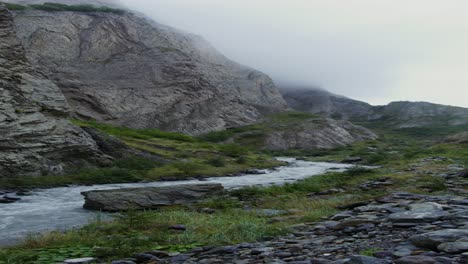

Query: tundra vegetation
0;112;467;263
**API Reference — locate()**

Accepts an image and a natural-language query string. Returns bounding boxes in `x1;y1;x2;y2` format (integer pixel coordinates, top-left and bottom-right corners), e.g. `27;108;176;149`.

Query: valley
0;1;467;264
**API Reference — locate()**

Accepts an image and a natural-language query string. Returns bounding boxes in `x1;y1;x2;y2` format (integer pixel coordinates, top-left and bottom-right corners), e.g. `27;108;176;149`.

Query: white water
0;158;353;246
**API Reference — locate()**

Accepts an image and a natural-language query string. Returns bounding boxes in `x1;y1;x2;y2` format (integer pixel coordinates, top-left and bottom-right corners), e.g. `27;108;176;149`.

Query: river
0;158;353;246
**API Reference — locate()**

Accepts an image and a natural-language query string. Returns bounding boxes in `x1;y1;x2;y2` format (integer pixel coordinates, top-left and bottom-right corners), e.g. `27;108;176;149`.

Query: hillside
281;87;468;132
8;2;287;135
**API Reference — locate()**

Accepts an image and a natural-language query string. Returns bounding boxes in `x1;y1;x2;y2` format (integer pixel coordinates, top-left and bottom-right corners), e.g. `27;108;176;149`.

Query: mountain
8;2;287;135
0;4;108;177
281;87;468;129
281;87;373;120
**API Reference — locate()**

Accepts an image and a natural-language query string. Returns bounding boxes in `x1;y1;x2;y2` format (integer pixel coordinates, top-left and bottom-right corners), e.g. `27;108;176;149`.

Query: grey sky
118;0;468;107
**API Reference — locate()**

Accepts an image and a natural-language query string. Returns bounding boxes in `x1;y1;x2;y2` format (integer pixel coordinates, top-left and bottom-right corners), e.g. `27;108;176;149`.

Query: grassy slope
1;116;467;263
0;120;282;189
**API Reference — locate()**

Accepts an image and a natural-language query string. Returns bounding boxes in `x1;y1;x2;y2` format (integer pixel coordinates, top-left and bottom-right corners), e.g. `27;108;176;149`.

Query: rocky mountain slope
282;87;468;129
206;113;377;151
8;3;287;135
0;4;106;177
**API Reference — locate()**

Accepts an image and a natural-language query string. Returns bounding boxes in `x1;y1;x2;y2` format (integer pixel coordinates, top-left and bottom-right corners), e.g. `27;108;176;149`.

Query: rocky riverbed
106;192;468;264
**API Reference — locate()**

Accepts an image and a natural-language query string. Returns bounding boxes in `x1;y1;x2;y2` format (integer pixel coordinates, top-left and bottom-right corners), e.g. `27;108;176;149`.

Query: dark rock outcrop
11;7;287;135
81;183;224;211
0;3;107;177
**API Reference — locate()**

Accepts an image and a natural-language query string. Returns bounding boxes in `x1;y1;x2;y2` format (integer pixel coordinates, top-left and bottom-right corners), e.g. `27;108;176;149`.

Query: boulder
81;184;224;211
409;229;468;250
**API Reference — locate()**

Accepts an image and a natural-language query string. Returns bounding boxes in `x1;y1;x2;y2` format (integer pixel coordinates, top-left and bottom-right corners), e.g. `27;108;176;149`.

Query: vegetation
0;120;282;188
4;2;126;14
1;112;467;262
4;3;27;11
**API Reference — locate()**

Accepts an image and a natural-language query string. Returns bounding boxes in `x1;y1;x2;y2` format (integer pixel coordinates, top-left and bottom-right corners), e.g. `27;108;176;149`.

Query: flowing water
0;158;353;246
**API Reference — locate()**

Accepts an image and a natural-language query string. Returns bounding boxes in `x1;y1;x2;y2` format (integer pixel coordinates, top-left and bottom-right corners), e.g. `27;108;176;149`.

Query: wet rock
342;157;363;163
63;258;96;264
81;184;224;211
111;260;137;264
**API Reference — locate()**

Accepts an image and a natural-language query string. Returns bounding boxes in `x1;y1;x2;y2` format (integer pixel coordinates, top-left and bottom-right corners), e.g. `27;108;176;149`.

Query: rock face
281;87;468;129
263;118;377;150
10;7;287;135
0;4;106;177
81;183;224;211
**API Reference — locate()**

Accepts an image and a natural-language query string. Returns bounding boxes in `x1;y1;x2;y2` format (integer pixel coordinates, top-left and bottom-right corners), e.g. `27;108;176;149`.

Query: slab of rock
81;184;224;211
394;255;437;264
409;229;468;250
437;241;468;253
388;210;449;223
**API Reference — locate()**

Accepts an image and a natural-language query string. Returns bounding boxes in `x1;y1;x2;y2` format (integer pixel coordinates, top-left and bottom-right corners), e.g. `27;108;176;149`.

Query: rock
253;209;289;217
437;241;468;253
111;261;136;264
81;183;224;211
341;157;363;163
169;225;187;231
131;253;159;262
394;255;437;264
459;170;468;178
388;210;449;223
0;198;16;204
0;4;106;177
263;119;377;151
12;9;287;135
63;258;96;264
3;195;21;201
345;255;391;264
409;229;468;250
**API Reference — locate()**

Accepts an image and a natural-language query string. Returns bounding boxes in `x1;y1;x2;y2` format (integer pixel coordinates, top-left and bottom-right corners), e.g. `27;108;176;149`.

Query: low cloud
118;0;468;107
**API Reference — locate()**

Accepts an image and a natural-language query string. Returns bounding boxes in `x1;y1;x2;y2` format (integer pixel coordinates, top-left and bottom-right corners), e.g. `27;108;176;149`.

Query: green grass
73;120;196;142
0;209;283;263
0;121;283;188
4;3;27;10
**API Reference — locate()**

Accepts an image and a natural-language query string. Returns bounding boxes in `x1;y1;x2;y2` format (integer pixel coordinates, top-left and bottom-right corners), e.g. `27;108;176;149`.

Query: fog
118;0;468;107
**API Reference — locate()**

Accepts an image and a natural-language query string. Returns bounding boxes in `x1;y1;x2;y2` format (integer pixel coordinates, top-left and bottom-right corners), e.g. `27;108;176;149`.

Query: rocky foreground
86;191;467;264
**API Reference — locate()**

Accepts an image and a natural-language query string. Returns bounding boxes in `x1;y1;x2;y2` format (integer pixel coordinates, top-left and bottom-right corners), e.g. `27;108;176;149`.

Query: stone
341;157;363;163
169;225;187;231
437;241;468;253
409;229;468;250
388;210;449;223
63;258;96;264
345;255;391;264
81;183;224;211
394;255;437;264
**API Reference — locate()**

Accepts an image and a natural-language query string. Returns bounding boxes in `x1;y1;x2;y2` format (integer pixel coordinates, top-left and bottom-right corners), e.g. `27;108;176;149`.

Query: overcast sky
118;0;468;107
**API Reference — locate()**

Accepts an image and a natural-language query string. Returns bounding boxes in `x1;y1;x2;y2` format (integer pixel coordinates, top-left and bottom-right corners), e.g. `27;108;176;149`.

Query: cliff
10;7;287;135
0;3;106;177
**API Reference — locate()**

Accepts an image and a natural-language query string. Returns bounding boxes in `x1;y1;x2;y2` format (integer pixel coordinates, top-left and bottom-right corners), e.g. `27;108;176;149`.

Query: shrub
207;157;226;167
219;144;249;157
29;2;126;14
